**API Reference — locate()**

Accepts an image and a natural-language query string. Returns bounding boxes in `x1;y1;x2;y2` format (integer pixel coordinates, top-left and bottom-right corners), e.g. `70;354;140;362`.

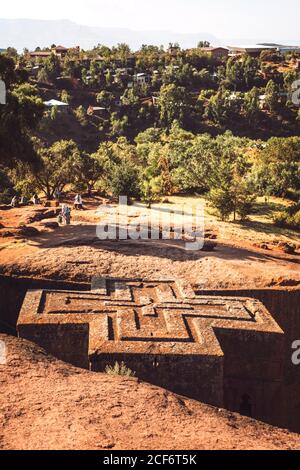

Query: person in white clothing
10;196;18;208
74;194;83;210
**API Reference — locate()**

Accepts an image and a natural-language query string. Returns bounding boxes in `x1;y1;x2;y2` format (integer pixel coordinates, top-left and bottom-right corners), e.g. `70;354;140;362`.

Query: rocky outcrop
1;334;300;450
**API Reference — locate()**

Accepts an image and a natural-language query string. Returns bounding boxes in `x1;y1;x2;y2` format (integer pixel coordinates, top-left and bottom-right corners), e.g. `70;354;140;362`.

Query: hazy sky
1;0;300;40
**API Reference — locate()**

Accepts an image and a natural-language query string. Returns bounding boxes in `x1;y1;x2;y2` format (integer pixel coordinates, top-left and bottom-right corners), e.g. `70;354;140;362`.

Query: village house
29;45;80;60
51;45;80;58
227;45;276;57
168;44;181;56
43;99;69;113
133;72;151;86
87;106;109;117
29;50;52;59
139;96;159;107
52;45;69;57
125;55;136;68
200;47;229;59
227;43;300;58
259;66;282;81
258;94;267;110
228;92;244;102
258;43;300;55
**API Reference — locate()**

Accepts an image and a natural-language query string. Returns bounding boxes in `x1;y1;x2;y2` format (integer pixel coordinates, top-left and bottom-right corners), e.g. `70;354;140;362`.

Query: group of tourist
57;194;83;225
58;204;72;225
10;194;40;208
10;192;84;227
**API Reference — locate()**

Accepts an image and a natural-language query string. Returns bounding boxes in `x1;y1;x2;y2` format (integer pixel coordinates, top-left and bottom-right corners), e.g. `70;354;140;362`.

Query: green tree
205;89;230;124
96;91;115;110
265;80;279;113
61;89;71;104
0;78;44;167
37;67;50;84
109;161;141;199
33;140;80;199
75;105;88;126
197;41;211;48
226;55;259;90
114;43;131;65
209;147;255;221
244;87;261;126
50;105;58;120
110;113;129;138
140;174;162;208
159;83;189;128
44;54;61;82
209;156;235;220
257;137;300;196
73;152;106;196
0;55;16;86
5;47;18;59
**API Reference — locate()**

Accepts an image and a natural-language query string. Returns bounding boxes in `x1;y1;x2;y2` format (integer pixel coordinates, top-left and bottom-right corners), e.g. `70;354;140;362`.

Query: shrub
0;167;14;203
105;361;136;378
280;243;296;254
273;204;300;230
109;162;141;199
140;177;162;207
273;211;289;228
208;187;233;221
236;192;256;221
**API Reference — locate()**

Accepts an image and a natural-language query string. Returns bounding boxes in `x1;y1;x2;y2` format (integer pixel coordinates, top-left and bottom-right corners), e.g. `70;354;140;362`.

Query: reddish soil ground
0;201;299;289
1;200;300;450
1;334;300;451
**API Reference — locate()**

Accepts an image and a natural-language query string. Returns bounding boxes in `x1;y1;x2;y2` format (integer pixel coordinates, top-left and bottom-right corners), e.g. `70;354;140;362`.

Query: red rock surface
0;204;299;289
1;334;300;450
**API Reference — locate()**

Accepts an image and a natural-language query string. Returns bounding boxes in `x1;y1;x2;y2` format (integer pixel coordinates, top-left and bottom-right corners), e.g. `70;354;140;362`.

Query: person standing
54;188;61;201
61;204;71;225
64;206;71;225
10;196;18;208
32;194;40;205
74;194;83;210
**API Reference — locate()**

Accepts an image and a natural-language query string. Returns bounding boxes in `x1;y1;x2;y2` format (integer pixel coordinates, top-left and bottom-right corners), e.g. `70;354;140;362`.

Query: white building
133;73;150;86
258;44;300;55
43;99;69;113
227;45;277;57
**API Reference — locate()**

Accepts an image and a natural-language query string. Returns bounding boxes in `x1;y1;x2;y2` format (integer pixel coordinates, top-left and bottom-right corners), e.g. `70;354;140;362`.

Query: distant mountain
0;18;219;51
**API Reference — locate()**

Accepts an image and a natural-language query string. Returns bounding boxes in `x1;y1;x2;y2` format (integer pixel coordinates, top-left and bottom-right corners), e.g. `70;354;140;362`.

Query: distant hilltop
0;18;218;51
1;18;299;52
